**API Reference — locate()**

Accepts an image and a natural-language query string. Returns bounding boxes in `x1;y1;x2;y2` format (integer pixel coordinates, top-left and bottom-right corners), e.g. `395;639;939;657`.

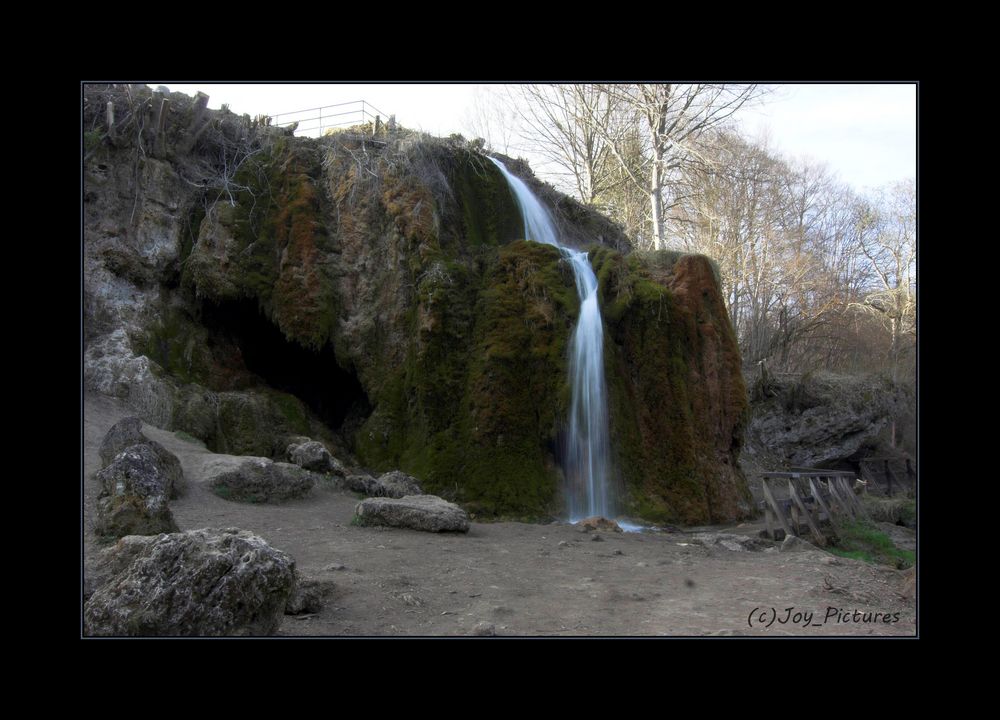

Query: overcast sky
149;82;916;193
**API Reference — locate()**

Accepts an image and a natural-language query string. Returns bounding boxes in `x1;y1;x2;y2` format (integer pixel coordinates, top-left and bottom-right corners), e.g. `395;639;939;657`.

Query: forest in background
465;84;916;393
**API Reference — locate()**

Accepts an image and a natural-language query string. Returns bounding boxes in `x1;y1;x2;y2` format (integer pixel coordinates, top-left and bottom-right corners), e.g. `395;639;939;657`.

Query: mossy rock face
593;248;751;525
356;240;576;517
160;130;748;522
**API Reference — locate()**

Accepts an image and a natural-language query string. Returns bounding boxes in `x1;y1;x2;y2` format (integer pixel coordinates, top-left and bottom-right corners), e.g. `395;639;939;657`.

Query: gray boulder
288;440;345;476
285;575;333;615
376;470;423;498
99;416;145;466
345;474;379;495
209;458;316;503
94;444;179;538
84;528;296;636
344;471;422;498
99;416;185;498
354;495;470;533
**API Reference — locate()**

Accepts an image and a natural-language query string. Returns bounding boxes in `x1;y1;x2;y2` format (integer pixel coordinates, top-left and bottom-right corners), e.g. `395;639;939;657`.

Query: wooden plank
825;476;855;519
106;101;117;145
761;479;793;539
840;476;869;519
788;480;826;546
764;504;775;540
808;477;834;523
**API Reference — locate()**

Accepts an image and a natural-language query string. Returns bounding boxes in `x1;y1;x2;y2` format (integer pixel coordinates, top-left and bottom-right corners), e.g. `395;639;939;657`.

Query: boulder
375;470;423;498
345;474;379;495
285;575;332;615
288;440;343;474
354;495;470;533
99;416;145;466
209;458;316;503
94;444;179;538
84;528;296;636
98;416;185;498
576;516;623;533
344;471;422;498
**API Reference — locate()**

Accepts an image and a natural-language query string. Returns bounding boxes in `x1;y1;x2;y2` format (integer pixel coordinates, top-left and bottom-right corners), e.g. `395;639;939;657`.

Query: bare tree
506;84;631;205
850;180;917;375
462;85;516;156
597;83;764;249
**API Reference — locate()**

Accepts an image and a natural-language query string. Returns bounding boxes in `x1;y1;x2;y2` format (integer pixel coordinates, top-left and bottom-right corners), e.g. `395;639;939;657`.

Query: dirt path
83;393;916;636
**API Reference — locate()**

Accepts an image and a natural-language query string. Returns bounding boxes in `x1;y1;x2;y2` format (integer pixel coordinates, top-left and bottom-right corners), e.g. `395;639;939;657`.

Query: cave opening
199;299;370;435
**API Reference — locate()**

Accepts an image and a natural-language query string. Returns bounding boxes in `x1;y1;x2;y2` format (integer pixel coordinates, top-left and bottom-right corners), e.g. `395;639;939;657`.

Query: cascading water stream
488;157;614;521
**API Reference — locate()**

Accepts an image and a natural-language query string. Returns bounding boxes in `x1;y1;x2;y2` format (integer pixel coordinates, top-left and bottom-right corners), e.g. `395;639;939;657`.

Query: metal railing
268;100;391;138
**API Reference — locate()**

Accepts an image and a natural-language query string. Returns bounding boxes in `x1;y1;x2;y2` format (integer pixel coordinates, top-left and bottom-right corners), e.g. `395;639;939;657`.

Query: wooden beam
840;477;868;519
788;480;826;546
106;101;117;145
808;477;834;524
825;476;855;519
762;479;793;540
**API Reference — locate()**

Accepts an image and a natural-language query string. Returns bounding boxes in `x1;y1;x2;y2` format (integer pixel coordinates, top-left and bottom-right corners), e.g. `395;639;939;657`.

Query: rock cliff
83;85;750;524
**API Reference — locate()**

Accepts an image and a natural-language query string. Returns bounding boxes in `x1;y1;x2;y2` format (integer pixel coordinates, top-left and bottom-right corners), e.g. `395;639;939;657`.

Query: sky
148;82;916;193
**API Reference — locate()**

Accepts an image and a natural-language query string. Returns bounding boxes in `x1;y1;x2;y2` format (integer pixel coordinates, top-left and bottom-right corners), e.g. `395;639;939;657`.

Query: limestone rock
94;444;179;537
345;474;379;495
285;575;332;615
344;471;421;498
354;495;470;533
375;470;423;498
99;417;185;498
99;416;146;466
84;528;296;636
288;441;343;475
209;457;316;503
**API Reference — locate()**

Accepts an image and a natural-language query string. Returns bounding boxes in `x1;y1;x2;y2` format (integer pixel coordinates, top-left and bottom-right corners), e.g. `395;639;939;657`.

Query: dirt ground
82;392;917;637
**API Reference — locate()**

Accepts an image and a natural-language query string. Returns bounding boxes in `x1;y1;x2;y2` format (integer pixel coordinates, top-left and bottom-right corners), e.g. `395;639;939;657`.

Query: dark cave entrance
199;299;370;435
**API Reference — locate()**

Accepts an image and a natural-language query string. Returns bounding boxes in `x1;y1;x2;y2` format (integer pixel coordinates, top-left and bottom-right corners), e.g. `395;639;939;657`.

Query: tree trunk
650;158;664;249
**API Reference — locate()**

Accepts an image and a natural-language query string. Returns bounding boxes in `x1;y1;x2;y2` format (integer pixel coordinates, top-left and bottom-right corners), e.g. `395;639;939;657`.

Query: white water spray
489;157;614;520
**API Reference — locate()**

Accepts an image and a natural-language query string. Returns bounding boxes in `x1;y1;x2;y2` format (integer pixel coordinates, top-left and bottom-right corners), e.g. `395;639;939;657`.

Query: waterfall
488;157;614;520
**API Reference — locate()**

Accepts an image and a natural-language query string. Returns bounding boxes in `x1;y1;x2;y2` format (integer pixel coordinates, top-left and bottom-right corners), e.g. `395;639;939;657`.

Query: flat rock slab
355;495;469;533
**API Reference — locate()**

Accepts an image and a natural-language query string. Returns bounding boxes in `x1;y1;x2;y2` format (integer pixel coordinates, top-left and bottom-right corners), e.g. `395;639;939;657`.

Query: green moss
596;246;749;525
356;239;576;518
831;519;915;569
452;155;522;249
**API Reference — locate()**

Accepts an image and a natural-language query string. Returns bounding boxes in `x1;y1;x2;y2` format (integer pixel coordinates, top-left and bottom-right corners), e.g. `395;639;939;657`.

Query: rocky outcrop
208;457;318;503
593;249;751;525
94;444;180;537
84;528;295;636
84;85;750;524
354;495;470;533
746;371;899;468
